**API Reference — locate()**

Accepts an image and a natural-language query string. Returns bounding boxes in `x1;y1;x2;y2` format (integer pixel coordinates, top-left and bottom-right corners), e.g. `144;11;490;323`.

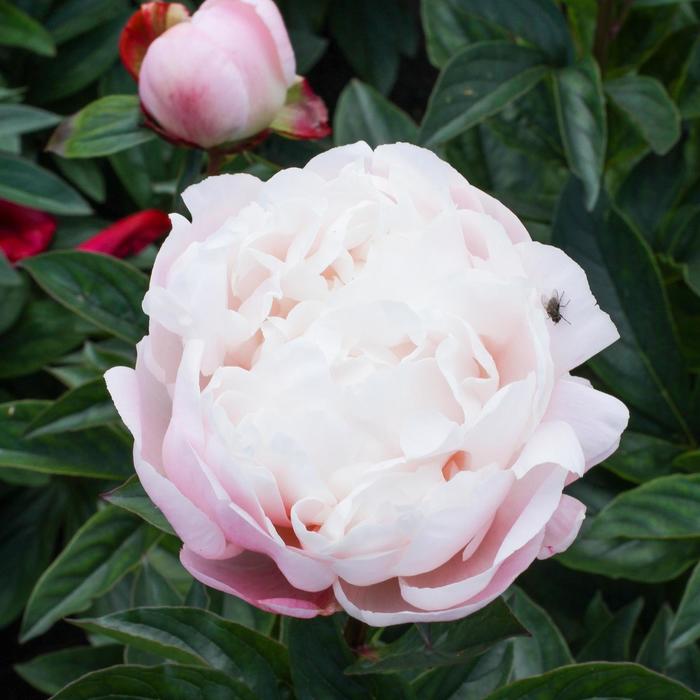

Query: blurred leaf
669;562;700;650
507;588;573;679
421;0;571;69
412;643;515;699
24;378;116;438
0;152;91;215
420;41;548;147
73;607;288;699
0;0;55;56
605;75;680;155
679;37;700;119
552;179;692;439
14;645;124;695
51;664;257;700
53;157;106;203
577;598;643;661
21;251;148;344
0;300;87;378
347;599;526;675
334;80;418;147
603;432;687;484
553;57;606;209
562;0;597;57
0;483;63;626
0;104;60;137
288;28;327;73
328;0;415;94
20;506;160;641
103;476;175;536
667;643;700;692
45;0;129;45
30;15;127;103
484;662;698;699
0;400;131;479
48;95;155;158
637;604;673;672
590;474;700;539
0;253;27;334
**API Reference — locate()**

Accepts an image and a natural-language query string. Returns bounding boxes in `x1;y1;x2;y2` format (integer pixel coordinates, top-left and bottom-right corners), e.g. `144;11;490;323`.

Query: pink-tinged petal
305;141;372;179
510;420;585;479
538;494;586;559
119;1;190;80
546;376;629;470
181;546;338;618
334;531;544;625
270;77;331;140
77;210;171;258
105;364;231;559
516;241;620;373
471;187;531;243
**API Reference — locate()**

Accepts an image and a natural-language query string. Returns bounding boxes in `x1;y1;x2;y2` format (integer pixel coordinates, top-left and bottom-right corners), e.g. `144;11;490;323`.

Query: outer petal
181;547;338;617
538;494;586;559
270;78;331;140
471;187;531;243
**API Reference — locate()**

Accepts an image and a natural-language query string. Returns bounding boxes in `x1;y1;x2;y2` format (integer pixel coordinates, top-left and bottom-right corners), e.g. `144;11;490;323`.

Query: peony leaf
577;598;644;662
47;95;155;158
669;562;700;650
103;476;175;536
0;0;55;56
0;104;60;138
72;606;288;699
420;41;548;147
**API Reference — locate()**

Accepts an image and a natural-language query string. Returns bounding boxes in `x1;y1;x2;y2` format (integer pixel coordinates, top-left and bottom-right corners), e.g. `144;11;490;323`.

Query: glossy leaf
21;251;148;343
420;41;548;147
605;75;680;155
0;400;131;479
24;378;116;438
669;562;700;650
14;645;124;695
73;607;288;699
51;664;257;700
48;95;155;158
103;476;175;536
20;507;160;641
590;474;700;540
0;0;55;56
347;598;527;675
0;153;91;215
484;662;698;699
334;80;418;147
603;432;686;484
553;57;607;209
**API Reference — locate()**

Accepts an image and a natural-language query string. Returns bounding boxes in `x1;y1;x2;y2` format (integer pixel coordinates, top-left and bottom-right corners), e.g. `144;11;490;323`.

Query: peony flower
106;142;628;625
119;0;330;150
0;199;56;263
77;209;171;258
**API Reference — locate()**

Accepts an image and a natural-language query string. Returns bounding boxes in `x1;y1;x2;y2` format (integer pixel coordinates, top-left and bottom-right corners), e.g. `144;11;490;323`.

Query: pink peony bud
120;0;329;150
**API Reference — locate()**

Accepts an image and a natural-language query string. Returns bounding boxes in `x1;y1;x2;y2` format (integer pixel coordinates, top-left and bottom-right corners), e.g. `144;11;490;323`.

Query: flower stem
344;617;369;650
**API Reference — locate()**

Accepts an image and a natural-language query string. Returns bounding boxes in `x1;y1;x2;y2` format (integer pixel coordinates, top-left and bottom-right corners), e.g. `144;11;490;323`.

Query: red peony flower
78;210;171;258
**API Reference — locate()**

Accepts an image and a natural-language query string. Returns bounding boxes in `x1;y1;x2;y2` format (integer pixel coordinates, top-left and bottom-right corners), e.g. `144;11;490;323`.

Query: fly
542;290;571;325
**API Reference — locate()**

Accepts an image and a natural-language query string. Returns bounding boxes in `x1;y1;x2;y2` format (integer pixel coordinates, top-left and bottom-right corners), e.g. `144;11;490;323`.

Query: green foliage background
2;0;700;697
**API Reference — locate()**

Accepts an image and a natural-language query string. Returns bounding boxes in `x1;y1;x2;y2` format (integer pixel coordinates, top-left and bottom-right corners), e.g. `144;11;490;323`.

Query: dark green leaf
553;57;606;209
484;662;698;699
577;599;643;661
48;95;155;158
603;432;686;484
0;253;28;334
46;0;129;44
420;41;548;147
31;15;127;103
103;476;175;536
589;474;700;540
0;104;60;137
421;0;571;68
0;400;131;479
334;80;418;148
678;38;700;119
288;28;327;73
670;562;700;650
605;75;680;155
637;604;673;672
24;378;117;438
21;251;148;344
130;560;182;608
347;598;526;675
0;484;63;626
0;0;55;56
73;606;289;699
0;300;87;378
50;664;257;700
552;179;692;439
53;157;106;203
20;506;160;641
14;645;124;695
507;587;573;679
0;152;91;215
